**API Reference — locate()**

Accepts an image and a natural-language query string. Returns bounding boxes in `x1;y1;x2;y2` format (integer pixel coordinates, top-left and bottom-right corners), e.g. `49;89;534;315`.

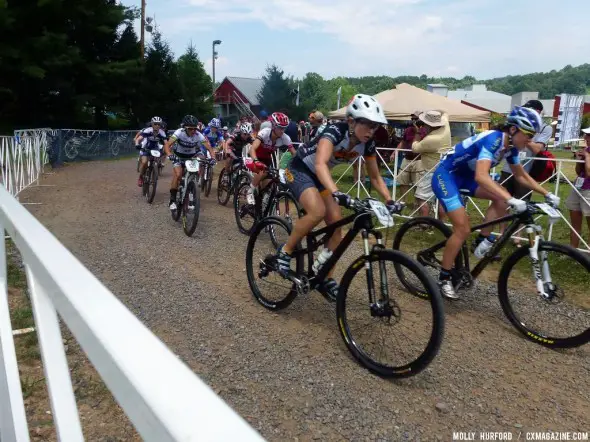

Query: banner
554;94;584;146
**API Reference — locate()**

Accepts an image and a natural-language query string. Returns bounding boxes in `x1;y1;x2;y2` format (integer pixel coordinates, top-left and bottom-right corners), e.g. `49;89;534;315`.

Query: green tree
177;43;213;124
258;65;295;116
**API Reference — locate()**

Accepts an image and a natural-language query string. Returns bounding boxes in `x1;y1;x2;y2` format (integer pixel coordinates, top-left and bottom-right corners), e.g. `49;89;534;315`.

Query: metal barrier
0;186;263;441
0;132;48;197
336;148;590;253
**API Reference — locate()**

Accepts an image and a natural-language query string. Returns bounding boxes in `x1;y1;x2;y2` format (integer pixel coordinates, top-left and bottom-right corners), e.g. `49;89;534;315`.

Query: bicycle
199;157;216;198
169;156;202;237
393;201;590;348
246;197;444;378
234;166;302;238
217;158;251;206
141;149;161;204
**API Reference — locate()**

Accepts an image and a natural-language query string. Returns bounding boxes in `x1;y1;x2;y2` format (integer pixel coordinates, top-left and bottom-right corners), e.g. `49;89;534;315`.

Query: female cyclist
276;94;399;300
431;106;560;299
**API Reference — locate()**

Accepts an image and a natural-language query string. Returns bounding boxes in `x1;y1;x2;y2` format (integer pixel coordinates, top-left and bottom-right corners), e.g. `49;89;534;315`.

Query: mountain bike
234;166;302;238
393;202;590;348
199;157;216;197
169;156;201;237
246;197;444;378
217;158;251;206
141;149;161;204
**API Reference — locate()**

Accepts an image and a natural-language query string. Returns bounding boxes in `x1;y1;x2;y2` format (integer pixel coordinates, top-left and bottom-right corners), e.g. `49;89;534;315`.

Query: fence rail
1;132;48;197
0;185;263;441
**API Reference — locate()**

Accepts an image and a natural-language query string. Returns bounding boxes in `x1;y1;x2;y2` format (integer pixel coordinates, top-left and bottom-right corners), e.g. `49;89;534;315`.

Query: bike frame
421;211;540;280
290;209;386;300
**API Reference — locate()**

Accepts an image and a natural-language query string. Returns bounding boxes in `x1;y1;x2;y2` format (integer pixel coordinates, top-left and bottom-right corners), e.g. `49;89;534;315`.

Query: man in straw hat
411;110;452;216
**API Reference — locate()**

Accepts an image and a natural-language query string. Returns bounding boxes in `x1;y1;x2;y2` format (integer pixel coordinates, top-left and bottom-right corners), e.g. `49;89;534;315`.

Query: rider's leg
475;187;506;237
137;155;148;186
169;164;182;207
322;191;343;281
441;207;471;272
283;187;326;255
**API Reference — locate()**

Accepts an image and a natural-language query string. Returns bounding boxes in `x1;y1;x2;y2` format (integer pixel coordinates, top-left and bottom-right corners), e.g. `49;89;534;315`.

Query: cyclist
203;118;224;157
163;115;216;211
277;94;399;299
431;106;561;300
134;116;167;187
247;112;296;204
225;122;254;172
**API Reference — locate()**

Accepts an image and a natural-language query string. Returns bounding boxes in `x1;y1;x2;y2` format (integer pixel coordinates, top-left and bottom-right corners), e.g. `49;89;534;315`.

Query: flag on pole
336;86;342;109
295;83;300;107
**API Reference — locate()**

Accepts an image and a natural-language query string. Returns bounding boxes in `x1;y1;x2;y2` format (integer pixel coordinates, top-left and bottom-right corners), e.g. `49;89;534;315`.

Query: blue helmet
260;110;268;118
507;106;542;134
209;118;221;128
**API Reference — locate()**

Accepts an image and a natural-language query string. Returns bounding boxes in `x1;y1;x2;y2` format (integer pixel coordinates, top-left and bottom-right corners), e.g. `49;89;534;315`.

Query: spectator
392;111;427;206
298;121;306;144
282;109;300;143
500;100;552;199
259;110;272;130
308;111;326;139
411;110;451;216
566;127;590;249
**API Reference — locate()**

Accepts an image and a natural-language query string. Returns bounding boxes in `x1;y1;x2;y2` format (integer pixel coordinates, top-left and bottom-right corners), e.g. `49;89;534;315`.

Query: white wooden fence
1;131;49;197
0;185;264;441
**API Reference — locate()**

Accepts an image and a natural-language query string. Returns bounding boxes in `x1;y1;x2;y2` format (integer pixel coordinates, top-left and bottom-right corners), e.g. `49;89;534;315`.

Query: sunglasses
520;129;535;139
185;127;197;131
357;119;380;130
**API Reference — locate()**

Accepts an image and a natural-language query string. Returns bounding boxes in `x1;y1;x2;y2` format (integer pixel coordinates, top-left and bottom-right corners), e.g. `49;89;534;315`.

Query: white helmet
346;94;387;125
151;116;163;124
239;123;253;134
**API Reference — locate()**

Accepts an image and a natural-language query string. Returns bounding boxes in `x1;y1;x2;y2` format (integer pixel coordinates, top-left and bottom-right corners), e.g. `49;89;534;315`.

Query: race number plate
536;203;560;219
185;159;199;172
150;150;161;157
368;199;394;227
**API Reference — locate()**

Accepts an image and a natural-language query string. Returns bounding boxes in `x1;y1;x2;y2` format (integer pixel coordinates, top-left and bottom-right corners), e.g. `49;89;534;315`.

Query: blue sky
121;0;590;82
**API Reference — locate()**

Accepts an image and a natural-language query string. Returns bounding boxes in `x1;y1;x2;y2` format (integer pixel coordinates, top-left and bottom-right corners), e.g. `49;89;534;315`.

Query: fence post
547;160;563;242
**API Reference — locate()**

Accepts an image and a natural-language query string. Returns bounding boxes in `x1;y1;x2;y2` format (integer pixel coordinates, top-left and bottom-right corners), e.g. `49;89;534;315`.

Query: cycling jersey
228;134;254;157
140;127;167;150
432;130;521;212
255;127;293;165
203;127;223;147
169;128;206;158
297;122;376;174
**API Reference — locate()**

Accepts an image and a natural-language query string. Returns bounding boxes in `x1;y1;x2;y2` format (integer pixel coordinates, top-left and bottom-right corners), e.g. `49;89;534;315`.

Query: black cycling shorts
284;156;325;200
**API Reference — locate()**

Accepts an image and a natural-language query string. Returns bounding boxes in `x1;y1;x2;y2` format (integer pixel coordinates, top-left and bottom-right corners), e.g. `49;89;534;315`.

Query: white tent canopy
329;83;490;123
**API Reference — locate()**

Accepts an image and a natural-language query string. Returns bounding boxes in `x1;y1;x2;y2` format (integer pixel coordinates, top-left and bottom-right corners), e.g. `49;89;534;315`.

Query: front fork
363;230;389;306
526;226;553;298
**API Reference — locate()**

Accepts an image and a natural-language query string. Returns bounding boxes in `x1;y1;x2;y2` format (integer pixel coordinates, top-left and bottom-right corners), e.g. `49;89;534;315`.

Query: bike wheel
147;164;158;204
141;166;150;198
498;241;590;348
205;167;213;197
234;181;257;235
268;191;302;249
182;178;201;236
136;157;140;172
392;217;463;298
246;216;303;311
337;249;445;378
217;168;231;205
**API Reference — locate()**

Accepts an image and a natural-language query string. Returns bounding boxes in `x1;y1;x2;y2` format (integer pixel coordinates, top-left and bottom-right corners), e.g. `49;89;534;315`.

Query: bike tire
205;167;213;197
141;165;150;198
234;181;257;235
171;187;182;222
217;168;230;205
392;217;462;298
136;157;140;172
147;164;158;204
498;241;590;348
337;249;445;378
182;178;201;237
246;216;303;311
268;191;303;249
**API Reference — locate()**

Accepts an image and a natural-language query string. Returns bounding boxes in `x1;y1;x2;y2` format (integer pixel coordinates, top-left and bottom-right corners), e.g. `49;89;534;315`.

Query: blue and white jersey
203;127;223;148
139;127;167;149
439;130;520;175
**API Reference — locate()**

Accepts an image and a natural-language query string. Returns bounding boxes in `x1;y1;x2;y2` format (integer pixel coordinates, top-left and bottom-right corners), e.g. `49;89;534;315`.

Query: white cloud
151;0;590;79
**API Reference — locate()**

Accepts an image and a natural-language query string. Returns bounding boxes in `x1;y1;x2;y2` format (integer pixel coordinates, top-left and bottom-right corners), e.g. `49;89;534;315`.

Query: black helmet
182;115;198;128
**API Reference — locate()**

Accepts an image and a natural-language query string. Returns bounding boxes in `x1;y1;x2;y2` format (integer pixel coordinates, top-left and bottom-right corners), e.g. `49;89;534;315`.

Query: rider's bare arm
475;159;512;200
203;139;215;159
249;139;262;161
164;138;176;156
510;163;549;196
365;157;392;201
314;138;338;193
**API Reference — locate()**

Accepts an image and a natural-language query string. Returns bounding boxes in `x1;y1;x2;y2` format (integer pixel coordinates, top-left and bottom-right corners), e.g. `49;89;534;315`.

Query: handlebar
346;197;405;215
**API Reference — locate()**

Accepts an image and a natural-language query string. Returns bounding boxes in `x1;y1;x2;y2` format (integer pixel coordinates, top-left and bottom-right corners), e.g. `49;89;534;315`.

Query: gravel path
21;159;589;441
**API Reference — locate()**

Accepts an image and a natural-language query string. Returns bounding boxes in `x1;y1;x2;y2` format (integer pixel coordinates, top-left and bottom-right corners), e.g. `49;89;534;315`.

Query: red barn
214;77;264;125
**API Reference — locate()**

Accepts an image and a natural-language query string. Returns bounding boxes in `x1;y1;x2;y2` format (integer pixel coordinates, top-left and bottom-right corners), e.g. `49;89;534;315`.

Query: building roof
225;77;264;106
427;83;448;88
447;88;512;114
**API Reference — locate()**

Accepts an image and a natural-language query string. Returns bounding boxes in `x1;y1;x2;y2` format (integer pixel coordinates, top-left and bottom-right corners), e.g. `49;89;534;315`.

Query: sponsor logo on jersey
284;168;294;183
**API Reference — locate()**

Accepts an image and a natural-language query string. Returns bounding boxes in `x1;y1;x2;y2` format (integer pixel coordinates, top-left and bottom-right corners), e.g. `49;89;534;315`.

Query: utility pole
140;0;146;58
212;40;222;94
